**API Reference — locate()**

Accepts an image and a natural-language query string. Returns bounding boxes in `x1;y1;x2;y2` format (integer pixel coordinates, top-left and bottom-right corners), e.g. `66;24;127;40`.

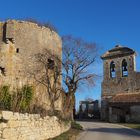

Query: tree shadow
76;119;102;122
87;127;140;137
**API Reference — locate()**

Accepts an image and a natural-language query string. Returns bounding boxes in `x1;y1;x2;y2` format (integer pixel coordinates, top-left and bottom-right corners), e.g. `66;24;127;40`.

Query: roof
109;93;140;104
101;45;135;60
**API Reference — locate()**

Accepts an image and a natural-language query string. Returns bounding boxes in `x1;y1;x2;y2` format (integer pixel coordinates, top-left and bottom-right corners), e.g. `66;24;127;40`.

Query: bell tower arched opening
122;59;128;77
110;61;116;78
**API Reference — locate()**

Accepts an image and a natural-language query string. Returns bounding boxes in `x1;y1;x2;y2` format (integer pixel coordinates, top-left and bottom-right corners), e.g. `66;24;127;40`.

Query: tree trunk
62;93;75;120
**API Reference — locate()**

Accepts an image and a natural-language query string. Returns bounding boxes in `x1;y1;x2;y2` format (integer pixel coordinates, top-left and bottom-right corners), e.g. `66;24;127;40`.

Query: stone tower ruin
0;20;62;111
101;45;140;122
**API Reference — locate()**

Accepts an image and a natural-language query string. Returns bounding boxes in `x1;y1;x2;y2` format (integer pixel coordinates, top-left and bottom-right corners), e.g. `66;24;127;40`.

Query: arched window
122;59;128;77
110;61;116;78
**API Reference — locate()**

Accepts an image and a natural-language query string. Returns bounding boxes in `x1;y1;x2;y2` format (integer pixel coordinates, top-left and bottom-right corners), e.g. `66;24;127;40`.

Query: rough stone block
8;120;20;128
1;111;14;120
3;128;17;139
0;123;7;129
13;112;20;120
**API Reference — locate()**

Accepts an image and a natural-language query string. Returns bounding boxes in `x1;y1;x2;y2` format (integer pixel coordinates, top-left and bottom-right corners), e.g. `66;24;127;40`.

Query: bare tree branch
61;35;98;119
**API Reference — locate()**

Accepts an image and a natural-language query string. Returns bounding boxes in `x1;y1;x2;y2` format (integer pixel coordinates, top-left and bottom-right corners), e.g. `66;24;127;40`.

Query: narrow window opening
0;67;6;76
48;59;54;69
110;61;116;78
122;59;128;77
16;48;19;53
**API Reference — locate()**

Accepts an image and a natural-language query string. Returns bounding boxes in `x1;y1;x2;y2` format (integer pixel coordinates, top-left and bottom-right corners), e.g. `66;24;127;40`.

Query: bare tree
28;35;97;119
61;35;97;119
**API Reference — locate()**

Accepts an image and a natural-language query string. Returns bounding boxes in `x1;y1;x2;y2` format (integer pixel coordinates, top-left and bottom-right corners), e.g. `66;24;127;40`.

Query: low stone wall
0;111;70;140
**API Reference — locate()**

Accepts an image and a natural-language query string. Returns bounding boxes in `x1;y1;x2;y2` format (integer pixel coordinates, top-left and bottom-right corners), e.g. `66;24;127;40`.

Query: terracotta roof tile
110;93;140;103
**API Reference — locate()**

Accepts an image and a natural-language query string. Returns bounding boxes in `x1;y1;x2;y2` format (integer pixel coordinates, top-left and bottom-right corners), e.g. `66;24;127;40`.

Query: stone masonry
101;45;140;122
0;111;70;140
0;20;62;110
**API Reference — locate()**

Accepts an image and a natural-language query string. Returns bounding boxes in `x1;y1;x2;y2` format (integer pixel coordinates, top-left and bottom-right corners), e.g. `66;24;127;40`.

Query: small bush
19;85;34;112
0;85;34;113
71;121;83;130
11;85;34;113
0;85;11;110
50;132;69;140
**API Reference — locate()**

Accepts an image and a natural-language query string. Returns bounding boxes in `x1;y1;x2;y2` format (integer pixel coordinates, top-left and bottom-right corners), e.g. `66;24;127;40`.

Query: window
122;59;128;77
16;48;19;53
48;59;54;69
0;67;6;76
110;61;116;78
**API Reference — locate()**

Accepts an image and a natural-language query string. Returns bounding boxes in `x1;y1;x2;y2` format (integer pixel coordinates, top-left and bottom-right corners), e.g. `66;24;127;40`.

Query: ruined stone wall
102;54;140;99
0;111;70;140
108;106;140;123
0;20;61;84
0;20;62;110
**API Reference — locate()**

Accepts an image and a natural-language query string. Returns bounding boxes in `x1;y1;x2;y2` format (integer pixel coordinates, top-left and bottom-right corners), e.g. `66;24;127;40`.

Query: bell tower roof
101;45;135;60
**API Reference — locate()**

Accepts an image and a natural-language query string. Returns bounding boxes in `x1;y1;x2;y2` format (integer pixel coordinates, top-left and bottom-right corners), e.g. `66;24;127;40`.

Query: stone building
79;99;100;119
0;20;62;110
101;45;140;122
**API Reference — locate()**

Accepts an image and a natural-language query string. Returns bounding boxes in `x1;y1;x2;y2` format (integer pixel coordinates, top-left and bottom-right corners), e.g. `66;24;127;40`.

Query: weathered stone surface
1;111;14;120
0;123;7;129
0;111;70;140
0;20;69;140
0;19;62;111
101;45;140;122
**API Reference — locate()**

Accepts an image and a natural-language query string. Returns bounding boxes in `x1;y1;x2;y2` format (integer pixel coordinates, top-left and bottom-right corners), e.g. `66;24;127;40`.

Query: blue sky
0;0;140;110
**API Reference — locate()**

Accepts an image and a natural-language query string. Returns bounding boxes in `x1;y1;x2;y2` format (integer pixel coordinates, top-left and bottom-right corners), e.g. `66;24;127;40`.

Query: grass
119;123;140;131
71;121;83;130
49;122;83;140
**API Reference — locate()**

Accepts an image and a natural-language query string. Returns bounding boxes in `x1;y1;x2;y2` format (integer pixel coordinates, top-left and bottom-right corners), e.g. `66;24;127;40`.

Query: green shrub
0;85;34;113
19;85;34;112
71;121;83;130
50;132;69;140
49;122;83;140
0;85;11;110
